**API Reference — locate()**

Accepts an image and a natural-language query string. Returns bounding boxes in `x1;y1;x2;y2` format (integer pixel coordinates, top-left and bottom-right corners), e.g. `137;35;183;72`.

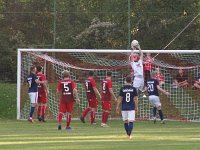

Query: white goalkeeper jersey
131;59;144;77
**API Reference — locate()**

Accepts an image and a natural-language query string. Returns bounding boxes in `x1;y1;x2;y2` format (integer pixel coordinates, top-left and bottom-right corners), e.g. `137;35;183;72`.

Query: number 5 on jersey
63;82;70;95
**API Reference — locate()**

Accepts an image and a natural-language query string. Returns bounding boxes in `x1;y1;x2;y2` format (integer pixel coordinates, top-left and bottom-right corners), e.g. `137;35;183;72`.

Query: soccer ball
131;40;139;49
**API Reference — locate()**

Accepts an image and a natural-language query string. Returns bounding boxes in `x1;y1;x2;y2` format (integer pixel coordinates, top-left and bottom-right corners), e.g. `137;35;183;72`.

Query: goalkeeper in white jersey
130;41;144;93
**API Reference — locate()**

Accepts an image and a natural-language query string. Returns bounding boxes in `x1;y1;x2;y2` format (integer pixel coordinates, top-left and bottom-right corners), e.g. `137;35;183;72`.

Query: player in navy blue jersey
27;66;45;123
116;76;138;139
146;71;170;124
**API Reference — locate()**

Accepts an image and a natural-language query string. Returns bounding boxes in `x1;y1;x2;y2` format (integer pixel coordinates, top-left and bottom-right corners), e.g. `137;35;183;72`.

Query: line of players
27;43;170;139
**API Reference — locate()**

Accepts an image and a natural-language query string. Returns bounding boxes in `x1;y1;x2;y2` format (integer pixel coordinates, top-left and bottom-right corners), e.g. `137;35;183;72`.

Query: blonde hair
62;70;70;78
150;71;156;78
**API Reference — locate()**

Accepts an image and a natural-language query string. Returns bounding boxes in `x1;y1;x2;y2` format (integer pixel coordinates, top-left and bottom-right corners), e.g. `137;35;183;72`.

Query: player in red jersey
36;66;48;122
155;68;165;86
56;70;80;130
144;53;154;83
101;71;117;127
80;71;101;125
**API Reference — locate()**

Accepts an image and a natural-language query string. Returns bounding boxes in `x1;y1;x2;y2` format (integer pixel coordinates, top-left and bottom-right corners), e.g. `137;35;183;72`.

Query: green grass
0;83;16;119
0;120;199;150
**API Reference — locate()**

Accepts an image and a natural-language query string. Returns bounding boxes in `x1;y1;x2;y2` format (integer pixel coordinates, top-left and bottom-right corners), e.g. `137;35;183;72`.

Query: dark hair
30;66;36;72
126;76;132;83
107;71;112;77
36;66;43;72
89;71;94;76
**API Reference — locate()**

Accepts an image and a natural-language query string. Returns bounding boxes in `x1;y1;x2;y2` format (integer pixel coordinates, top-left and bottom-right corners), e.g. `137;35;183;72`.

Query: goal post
17;49;200;121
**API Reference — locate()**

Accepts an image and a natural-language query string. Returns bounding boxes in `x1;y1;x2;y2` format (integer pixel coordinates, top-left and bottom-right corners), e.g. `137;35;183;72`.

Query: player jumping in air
101;71;117;127
130;42;145;95
36;66;48;122
57;70;80;130
80;71;101;124
116;76;138;139
27;66;45;123
146;71;170;124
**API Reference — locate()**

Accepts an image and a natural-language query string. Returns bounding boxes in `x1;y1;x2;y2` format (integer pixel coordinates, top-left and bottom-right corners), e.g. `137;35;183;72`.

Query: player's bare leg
91;108;97;125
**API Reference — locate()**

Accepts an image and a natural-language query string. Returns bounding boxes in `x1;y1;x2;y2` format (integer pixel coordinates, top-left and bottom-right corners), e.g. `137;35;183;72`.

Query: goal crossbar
18;49;200;53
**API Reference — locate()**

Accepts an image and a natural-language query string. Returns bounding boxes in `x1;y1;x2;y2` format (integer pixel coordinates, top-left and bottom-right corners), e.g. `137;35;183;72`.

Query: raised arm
131;46;136;55
138;45;143;61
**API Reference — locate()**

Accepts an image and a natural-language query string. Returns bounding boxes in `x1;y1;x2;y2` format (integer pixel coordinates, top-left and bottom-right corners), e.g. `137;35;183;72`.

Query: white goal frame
17;49;200;120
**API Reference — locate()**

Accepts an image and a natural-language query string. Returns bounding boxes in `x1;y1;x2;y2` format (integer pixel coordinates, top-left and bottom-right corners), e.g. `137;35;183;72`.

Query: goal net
17;49;200;122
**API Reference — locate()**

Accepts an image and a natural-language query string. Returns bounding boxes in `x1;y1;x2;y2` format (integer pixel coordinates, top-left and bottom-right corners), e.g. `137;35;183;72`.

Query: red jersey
57;79;76;102
37;73;47;94
101;78;112;101
85;77;97;99
144;56;153;71
155;74;165;82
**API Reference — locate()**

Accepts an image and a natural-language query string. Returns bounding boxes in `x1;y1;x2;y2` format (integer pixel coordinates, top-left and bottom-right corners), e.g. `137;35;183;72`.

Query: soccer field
0;120;199;150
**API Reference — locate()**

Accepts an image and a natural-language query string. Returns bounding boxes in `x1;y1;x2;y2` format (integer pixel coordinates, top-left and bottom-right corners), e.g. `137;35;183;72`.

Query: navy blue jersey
198;73;200;80
147;79;159;96
119;85;138;110
27;73;38;92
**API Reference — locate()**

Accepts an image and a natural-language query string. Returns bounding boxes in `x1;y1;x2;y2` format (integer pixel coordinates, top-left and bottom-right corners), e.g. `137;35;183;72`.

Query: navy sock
124;123;129;135
128;122;134;136
158;110;164;120
29;106;35;118
153;107;157;117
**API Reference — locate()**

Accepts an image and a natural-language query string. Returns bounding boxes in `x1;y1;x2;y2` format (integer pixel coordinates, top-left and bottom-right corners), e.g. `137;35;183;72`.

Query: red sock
103;112;110;124
66;113;72;127
82;107;91;117
58;113;63;124
91;111;96;123
42;105;46;117
37;105;41;117
101;112;105;123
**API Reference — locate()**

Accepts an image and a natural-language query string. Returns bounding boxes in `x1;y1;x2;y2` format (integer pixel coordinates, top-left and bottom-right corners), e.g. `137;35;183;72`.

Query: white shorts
122;110;135;121
133;76;144;92
28;92;38;104
149;95;161;107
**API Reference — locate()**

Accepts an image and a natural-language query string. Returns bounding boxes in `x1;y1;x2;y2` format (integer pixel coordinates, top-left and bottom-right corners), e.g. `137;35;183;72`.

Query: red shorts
88;98;98;108
59;100;74;113
38;93;47;104
102;101;112;111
